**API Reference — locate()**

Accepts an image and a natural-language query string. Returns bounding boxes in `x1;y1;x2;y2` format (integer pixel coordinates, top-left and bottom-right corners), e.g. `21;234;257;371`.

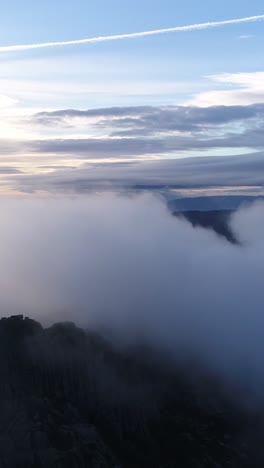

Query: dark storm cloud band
34;103;264;135
11;153;264;194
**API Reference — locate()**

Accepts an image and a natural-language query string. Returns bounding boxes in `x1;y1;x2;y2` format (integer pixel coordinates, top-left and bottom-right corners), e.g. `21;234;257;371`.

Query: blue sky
1;0;263;42
0;1;263;194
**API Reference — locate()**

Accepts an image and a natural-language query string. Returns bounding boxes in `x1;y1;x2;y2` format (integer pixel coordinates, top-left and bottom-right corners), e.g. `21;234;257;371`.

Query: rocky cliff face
0;315;263;467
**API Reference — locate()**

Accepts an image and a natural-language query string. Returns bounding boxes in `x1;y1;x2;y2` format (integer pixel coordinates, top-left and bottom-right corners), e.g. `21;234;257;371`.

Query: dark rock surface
0;315;263;467
174;210;237;244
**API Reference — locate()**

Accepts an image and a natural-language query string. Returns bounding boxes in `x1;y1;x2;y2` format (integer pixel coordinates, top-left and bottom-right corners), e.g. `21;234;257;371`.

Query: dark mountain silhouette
168;195;264;243
174;210;237;243
0;315;264;467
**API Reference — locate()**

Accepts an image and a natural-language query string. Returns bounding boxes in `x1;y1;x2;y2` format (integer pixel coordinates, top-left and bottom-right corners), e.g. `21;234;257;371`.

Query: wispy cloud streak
0;15;263;53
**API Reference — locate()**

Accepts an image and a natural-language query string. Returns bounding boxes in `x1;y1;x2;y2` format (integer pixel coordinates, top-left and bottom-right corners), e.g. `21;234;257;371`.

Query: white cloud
0;194;263;399
0;15;263;53
0;75;204;114
186;72;264;107
0;78;200;101
0;94;17;108
238;34;254;39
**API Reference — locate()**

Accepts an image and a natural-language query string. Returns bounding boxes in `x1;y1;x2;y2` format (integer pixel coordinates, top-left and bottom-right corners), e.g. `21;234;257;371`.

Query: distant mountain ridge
174;210;237;244
168;195;264;212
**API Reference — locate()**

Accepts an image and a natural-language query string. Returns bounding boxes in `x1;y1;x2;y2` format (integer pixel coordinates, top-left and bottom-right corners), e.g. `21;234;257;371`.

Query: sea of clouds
0;193;264;399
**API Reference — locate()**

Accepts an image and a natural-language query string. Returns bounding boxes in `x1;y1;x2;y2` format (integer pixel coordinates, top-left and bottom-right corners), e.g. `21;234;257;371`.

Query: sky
0;0;264;195
1;2;264;405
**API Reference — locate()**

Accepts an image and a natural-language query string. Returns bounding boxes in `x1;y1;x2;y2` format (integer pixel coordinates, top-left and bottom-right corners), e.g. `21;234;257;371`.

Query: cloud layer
0;194;264;399
12;152;264;194
1;92;264;194
1;102;263;182
188;72;264;106
33;103;264;135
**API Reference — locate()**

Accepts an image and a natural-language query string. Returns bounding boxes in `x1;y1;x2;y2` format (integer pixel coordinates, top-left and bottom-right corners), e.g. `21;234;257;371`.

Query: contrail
0;14;263;53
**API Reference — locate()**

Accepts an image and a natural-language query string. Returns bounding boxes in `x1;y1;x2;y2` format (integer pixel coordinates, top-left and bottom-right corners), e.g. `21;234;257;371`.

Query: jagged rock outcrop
0;315;263;467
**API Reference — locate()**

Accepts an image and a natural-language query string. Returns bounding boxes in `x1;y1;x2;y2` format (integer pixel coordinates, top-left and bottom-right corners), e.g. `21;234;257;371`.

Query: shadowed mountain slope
0;315;264;467
174;210;237;244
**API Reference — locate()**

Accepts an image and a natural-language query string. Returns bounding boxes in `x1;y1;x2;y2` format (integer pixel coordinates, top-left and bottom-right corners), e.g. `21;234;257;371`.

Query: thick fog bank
0;194;264;398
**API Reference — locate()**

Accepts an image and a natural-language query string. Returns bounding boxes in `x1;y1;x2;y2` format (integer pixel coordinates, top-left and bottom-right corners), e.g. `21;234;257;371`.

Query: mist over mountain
2;1;264;465
0;314;264;468
0;194;262;393
0;193;263;466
